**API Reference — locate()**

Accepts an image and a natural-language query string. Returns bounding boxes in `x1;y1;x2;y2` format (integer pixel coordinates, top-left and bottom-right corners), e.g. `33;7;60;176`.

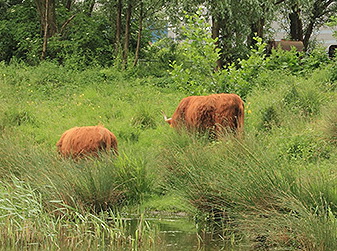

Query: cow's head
161;111;173;127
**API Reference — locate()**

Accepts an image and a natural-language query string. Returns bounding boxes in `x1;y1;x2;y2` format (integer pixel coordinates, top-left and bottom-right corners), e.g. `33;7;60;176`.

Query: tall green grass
0;62;180;248
159;132;337;249
0;177;158;249
0;132;158;249
1;61;337;249
157;66;337;249
0;132;154;213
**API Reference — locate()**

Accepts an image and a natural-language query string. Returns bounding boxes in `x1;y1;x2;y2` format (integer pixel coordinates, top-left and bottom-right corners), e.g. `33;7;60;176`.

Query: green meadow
1;56;337;250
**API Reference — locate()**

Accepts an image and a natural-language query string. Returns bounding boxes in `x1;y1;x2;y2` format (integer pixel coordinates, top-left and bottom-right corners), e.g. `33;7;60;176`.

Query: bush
326;61;337;88
265;47;304;73
136;38;178;78
45;13;115;68
168;10;220;95
0;0;40;64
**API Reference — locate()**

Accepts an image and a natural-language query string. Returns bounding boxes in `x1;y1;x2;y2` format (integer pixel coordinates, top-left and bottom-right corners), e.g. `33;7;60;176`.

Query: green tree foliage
279;0;337;50
0;0;40;64
169;10;220;95
207;0;277;64
165;0;278;66
0;0;168;66
48;13;114;68
0;0;334;69
166;12;329;99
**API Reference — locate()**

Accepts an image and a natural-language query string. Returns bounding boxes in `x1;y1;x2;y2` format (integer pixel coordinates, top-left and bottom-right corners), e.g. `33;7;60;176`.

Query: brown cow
267;39;304;54
163;93;244;137
56;125;118;158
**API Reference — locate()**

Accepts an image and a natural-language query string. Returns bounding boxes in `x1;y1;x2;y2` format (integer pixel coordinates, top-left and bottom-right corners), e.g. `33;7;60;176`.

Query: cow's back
212;93;244;133
185;96;216;131
56;126;118;158
170;93;244;134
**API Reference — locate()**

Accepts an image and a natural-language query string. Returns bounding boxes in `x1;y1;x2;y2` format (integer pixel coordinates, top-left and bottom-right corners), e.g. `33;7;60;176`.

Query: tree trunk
36;0;57;59
115;0;122;55
133;1;143;66
122;1;132;68
86;0;96;16
35;0;57;59
289;5;303;41
212;15;223;70
65;0;72;11
35;0;57;38
303;21;314;51
302;0;321;51
248;18;265;47
41;0;49;60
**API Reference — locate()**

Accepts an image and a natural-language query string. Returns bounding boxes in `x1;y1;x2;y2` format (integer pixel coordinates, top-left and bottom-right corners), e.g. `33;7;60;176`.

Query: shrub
169;10;220;95
218;37;268;99
0;0;40;64
136;38;178;78
47;13;114;68
265;47;303;73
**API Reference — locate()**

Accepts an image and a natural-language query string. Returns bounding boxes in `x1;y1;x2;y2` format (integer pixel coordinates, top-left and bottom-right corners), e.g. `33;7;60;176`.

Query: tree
122;0;132;67
115;0;122;55
35;0;57;59
133;0;169;66
280;0;337;50
206;0;276;66
288;2;303;41
165;0;277;67
133;0;143;66
303;0;337;50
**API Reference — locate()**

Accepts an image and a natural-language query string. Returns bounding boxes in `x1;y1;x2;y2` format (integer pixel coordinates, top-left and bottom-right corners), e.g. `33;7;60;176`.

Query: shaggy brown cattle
267;40;304;53
56;125;118;158
163;93;244;136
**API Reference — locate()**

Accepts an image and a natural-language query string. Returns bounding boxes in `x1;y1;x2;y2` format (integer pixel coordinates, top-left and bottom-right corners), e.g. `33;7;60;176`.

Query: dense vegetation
2;4;337;250
1;45;337;249
1;0;337;67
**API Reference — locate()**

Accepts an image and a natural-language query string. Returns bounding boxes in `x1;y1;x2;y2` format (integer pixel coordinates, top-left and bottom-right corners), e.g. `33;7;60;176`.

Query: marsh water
5;214;244;250
124;214;243;251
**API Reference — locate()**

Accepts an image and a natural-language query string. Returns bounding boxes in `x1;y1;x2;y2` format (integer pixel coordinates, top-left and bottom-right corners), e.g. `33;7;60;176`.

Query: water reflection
125;215;240;251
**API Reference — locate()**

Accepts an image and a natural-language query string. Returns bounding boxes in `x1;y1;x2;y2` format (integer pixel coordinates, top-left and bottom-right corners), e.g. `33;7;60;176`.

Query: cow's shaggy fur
166;93;244;136
56;125;118;158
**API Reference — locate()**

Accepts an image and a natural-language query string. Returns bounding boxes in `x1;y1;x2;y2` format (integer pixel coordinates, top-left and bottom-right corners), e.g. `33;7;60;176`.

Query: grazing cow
267;40;304;54
56;125;118;158
163;93;244;137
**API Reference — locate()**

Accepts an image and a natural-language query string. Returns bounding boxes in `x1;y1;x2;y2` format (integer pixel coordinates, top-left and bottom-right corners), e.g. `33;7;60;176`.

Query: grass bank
0;61;337;249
